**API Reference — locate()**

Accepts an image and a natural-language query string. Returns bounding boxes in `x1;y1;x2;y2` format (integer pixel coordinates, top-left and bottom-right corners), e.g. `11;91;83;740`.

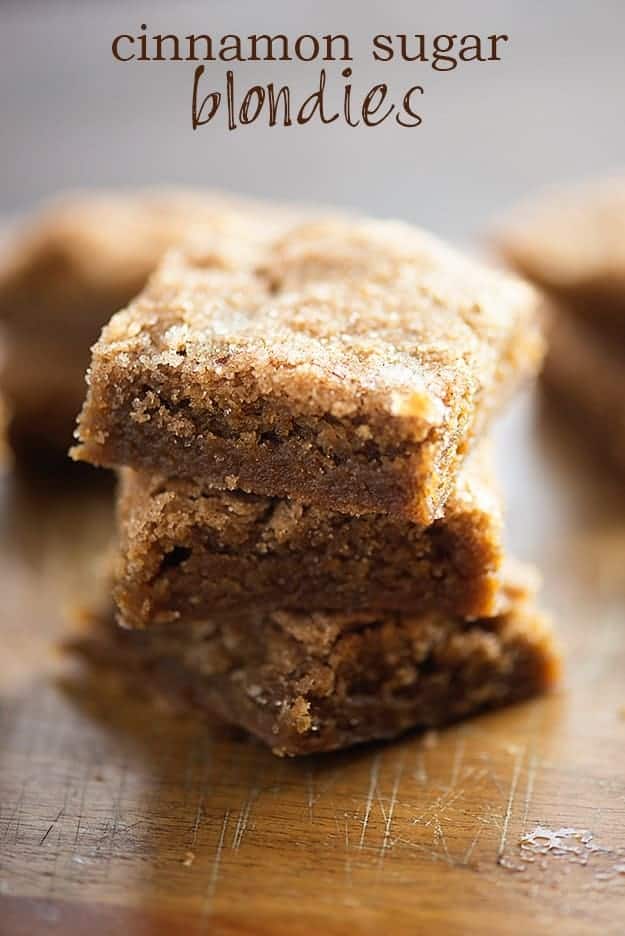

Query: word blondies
112;29;509;130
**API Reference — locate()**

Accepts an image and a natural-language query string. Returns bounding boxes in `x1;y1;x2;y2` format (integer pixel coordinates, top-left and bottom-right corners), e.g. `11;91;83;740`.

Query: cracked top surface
498;176;625;300
93;209;541;433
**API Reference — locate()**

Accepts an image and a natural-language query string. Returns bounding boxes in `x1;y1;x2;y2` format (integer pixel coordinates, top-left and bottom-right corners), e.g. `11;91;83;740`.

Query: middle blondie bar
114;446;502;628
74;211;543;523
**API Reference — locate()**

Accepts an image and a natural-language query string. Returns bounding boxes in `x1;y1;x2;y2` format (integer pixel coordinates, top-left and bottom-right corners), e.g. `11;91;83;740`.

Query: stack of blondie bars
73;206;560;755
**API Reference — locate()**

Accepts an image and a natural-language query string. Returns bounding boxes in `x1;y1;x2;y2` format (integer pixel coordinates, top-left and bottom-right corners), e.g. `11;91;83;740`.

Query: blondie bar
114;446;503;627
1;333;88;459
498;177;625;342
72;566;560;756
542;306;625;472
74;213;543;523
499;178;625;474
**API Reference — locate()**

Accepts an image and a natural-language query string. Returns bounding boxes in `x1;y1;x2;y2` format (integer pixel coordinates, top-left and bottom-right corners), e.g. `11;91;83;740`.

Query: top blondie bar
74;209;544;523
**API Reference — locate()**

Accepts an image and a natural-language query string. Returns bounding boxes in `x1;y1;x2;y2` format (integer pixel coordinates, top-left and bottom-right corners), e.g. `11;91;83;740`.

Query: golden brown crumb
112;444;504;628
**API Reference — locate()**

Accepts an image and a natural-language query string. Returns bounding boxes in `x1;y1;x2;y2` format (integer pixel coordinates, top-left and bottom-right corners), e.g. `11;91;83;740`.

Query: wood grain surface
1;392;624;936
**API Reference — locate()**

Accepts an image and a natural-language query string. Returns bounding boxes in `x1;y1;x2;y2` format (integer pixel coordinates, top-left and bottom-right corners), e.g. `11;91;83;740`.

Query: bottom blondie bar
71;566;560;756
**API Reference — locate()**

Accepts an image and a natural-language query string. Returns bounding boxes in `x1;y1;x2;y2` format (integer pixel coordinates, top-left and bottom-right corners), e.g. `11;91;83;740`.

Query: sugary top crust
97;209;540;433
498;176;625;299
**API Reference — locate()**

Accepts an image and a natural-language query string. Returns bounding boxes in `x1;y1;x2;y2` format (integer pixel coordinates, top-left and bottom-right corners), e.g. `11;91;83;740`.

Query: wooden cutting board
1;393;625;936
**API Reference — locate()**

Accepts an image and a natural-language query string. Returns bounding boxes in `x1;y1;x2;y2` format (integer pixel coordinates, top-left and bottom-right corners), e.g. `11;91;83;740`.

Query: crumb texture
114;446;503;626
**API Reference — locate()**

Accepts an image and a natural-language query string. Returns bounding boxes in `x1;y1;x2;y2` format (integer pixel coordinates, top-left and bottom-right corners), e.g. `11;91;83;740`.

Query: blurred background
1;0;624;241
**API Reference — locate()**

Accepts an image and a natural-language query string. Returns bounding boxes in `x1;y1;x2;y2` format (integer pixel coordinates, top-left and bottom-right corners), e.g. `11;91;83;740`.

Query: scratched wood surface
1;392;625;936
